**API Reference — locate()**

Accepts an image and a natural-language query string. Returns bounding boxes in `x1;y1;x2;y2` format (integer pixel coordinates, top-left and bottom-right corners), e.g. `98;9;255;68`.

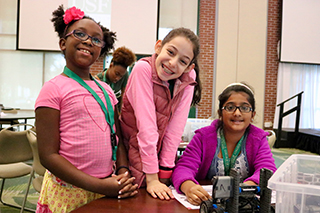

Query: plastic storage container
268;154;320;213
181;118;212;142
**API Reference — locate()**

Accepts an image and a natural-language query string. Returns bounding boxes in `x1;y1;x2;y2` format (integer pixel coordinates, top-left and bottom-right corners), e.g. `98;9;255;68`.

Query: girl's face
154;36;195;82
106;63;127;83
221;92;256;135
60;19;103;72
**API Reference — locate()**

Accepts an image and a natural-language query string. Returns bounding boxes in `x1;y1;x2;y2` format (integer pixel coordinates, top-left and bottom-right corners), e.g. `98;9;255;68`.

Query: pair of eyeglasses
65;30;105;48
222;104;253;113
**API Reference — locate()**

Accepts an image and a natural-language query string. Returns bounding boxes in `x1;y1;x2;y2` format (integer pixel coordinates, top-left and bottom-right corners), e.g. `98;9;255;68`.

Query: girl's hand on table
185;184;211;205
147;179;174;200
181;180;211;206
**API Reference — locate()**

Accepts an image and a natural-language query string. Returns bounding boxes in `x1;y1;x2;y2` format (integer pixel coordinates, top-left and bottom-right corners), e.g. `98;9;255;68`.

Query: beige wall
159;0;198;33
214;0;268;128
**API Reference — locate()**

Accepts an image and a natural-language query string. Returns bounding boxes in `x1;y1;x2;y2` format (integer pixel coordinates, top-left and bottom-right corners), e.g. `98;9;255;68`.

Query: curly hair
51;5;116;58
111;46;136;68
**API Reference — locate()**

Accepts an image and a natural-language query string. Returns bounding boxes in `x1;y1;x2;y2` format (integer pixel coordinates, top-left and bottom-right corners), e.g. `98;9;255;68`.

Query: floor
0;148;318;213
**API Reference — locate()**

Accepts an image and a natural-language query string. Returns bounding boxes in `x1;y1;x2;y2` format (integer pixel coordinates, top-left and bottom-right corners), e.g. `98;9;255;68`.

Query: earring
251;118;253;122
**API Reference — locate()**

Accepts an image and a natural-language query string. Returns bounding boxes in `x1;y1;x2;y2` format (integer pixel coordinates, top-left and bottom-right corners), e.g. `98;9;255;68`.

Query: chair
0;124;34;211
20;129;46;213
266;130;276;149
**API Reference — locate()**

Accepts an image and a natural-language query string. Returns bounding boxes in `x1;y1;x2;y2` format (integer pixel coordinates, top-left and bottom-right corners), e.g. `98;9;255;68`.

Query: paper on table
170;185;212;210
171;185;276;210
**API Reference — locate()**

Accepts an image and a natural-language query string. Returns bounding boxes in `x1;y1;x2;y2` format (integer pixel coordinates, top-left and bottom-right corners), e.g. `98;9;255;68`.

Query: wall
0;0;281;128
0;0;197;108
197;0;216;119
264;0;281;129
198;0;269;129
159;0;198;33
197;0;280;129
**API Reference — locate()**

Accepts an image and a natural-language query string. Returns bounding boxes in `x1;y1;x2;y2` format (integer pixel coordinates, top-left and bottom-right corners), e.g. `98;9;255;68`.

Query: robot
200;168;273;213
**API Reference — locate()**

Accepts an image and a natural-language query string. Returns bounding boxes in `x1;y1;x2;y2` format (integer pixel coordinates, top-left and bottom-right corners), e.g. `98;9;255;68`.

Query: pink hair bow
63;6;85;25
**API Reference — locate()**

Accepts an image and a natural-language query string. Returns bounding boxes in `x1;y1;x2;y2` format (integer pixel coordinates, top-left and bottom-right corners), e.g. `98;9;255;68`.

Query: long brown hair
161;27;202;106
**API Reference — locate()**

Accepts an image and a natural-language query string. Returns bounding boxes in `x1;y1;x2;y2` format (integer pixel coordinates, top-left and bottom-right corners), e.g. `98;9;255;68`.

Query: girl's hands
181;180;211;206
243;180;257;186
102;171;138;198
146;173;174;200
114;171;139;198
147;180;174;200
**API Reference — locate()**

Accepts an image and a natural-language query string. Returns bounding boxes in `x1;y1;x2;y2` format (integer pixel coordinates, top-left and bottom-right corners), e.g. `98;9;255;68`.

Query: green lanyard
63;67;117;161
103;70;107;82
220;131;244;176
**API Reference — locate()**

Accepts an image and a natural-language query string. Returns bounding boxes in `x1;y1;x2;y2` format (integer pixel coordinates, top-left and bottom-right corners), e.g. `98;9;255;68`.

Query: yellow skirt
37;171;104;213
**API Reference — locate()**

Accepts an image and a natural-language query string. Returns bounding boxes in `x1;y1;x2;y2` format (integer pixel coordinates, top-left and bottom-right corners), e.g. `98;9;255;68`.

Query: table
71;181;275;212
0;109;35;127
71;188;198;213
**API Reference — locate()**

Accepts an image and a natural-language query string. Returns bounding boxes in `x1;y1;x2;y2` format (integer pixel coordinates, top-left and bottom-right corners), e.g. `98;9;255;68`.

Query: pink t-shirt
35;74;117;178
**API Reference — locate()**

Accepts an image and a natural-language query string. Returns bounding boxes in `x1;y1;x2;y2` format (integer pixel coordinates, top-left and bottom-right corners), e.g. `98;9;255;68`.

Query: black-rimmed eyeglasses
65;30;105;48
222;104;253;113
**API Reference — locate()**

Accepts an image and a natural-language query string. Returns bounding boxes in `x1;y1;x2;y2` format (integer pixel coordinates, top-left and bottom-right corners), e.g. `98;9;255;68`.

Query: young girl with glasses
172;82;277;206
35;5;137;212
119;27;202;200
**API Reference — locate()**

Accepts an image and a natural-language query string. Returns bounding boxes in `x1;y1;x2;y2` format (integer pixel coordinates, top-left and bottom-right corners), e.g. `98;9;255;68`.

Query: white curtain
274;63;320;129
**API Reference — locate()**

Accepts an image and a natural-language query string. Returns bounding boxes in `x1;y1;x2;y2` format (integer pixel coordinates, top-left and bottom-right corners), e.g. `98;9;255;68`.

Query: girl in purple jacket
172;82;277;206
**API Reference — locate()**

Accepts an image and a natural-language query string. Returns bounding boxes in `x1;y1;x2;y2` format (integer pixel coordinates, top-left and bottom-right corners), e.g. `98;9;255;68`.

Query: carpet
0;174;39;213
271;147;318;168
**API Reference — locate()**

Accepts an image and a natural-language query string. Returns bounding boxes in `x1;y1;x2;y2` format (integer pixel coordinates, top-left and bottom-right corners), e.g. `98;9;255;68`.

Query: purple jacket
172;119;277;193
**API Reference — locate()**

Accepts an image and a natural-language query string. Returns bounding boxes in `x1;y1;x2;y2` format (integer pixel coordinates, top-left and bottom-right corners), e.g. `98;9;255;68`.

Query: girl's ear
184;63;195;73
251;111;256;121
59;38;66;52
154;40;162;54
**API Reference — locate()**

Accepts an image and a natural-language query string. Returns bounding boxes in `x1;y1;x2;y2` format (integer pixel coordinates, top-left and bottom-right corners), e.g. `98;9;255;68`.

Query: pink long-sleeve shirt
124;60;196;174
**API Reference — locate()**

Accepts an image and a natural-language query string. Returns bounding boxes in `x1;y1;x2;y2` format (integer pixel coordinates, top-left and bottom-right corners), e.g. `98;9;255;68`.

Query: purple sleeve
172;130;203;194
244;132;277;184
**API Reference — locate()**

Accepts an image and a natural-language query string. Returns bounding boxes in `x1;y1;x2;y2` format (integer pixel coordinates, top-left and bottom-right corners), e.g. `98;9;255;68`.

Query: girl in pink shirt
35;5;137;212
120;28;202;200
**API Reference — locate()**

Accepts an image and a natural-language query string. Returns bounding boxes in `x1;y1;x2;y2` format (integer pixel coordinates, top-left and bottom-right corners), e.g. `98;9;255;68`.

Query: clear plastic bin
268;154;320;213
182;118;212;142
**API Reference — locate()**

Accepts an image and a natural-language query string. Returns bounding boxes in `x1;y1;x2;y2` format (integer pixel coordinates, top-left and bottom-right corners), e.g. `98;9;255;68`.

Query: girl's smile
162;64;174;75
60;19;103;75
155;36;195;82
221;92;255;135
78;48;92;55
230;119;244;123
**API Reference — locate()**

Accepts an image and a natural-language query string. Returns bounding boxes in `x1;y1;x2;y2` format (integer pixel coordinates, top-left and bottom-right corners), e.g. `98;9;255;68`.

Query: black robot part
200;168;273;213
